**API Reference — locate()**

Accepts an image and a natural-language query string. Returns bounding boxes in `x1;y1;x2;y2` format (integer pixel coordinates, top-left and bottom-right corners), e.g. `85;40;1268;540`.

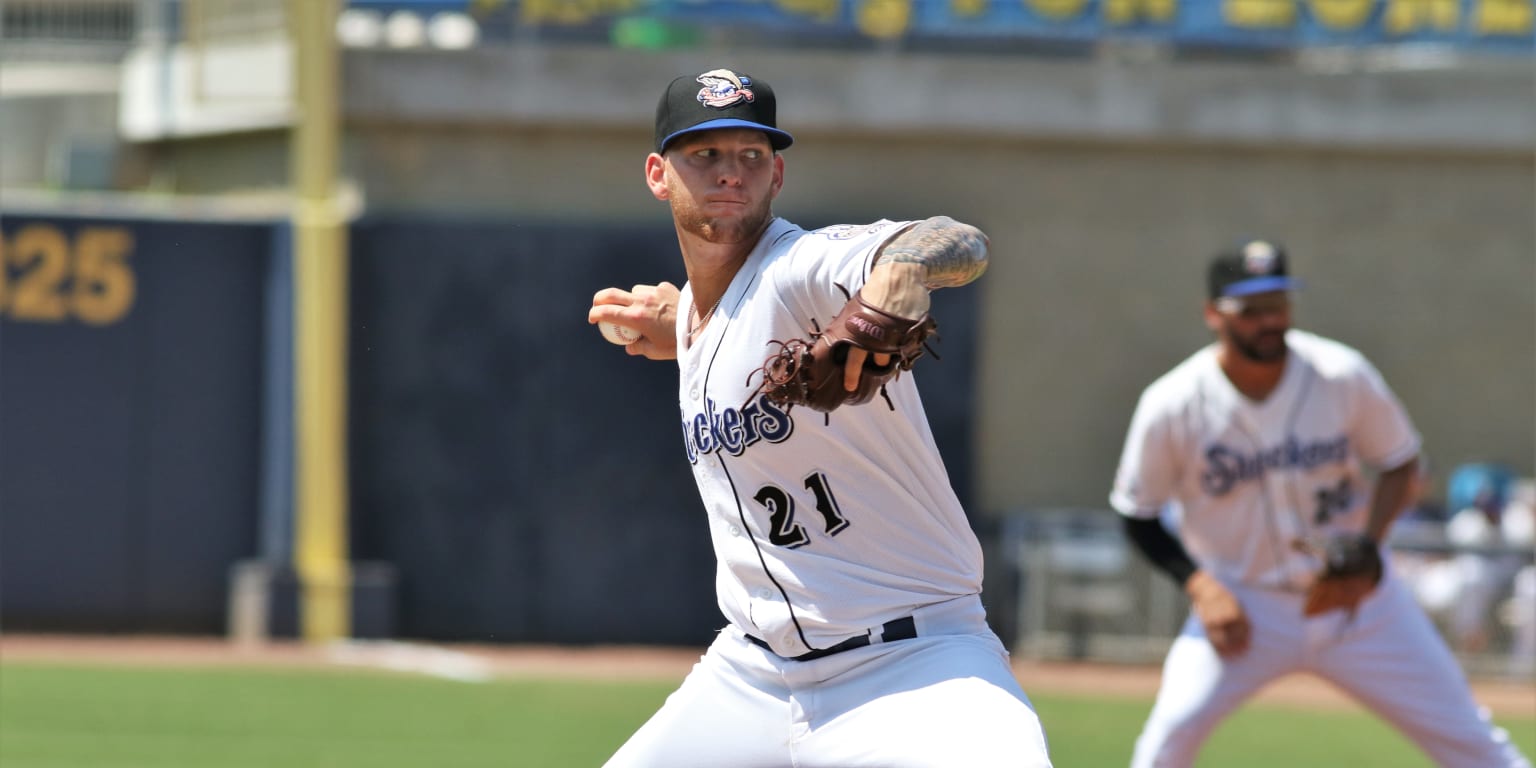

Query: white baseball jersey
1110;330;1421;590
676;217;983;657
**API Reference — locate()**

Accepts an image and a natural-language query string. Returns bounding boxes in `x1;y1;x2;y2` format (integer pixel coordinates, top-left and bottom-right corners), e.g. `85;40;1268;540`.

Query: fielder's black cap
654;68;794;154
1207;239;1302;300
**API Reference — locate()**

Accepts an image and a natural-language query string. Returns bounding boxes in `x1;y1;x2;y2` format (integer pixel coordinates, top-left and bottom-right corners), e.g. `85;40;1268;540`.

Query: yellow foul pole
289;0;350;642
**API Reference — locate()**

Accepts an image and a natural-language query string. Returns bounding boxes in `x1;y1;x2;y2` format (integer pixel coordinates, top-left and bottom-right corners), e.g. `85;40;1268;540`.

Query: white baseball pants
1130;574;1531;768
604;595;1053;767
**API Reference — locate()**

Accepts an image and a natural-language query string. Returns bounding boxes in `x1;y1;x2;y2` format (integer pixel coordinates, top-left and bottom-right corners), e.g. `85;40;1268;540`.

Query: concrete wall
142;43;1536;515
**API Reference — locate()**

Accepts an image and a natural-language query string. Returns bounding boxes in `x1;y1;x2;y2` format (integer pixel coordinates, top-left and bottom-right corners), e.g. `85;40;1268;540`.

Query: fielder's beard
1226;321;1289;364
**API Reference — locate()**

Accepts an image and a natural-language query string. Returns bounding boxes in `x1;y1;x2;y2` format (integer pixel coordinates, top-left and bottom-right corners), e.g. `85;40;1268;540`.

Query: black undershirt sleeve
1122;516;1198;587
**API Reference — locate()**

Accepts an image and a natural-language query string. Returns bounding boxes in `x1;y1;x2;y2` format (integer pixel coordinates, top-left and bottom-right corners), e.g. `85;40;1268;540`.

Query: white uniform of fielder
1111;329;1530;768
604;217;1051;768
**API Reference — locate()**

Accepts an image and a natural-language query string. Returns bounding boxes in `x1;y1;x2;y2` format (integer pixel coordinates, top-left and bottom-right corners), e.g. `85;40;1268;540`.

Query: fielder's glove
752;288;938;413
1302;531;1383;617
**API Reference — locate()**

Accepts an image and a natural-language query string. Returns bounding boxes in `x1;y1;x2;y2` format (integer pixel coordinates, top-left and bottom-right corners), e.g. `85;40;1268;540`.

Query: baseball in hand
599;321;641;346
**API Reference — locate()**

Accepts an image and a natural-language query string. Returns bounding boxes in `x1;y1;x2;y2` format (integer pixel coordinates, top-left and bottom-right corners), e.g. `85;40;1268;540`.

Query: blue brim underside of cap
662;119;794;151
1223;276;1302;297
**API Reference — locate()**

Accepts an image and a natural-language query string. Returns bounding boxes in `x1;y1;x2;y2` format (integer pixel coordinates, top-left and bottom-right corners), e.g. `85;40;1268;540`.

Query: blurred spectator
1443;463;1530;654
1501;478;1536;548
1446;462;1515;521
1498;480;1536;675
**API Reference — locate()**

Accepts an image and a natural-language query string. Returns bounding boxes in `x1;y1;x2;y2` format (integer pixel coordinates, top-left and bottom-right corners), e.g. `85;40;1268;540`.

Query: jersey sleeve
778;220;916;315
1348;357;1421;471
1109;386;1182;519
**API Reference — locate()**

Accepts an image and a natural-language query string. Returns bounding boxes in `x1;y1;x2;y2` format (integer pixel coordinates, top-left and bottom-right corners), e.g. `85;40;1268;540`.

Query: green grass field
2;662;1531;767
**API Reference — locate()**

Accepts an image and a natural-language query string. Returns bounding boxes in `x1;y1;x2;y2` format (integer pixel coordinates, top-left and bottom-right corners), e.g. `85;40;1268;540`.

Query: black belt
746;616;917;661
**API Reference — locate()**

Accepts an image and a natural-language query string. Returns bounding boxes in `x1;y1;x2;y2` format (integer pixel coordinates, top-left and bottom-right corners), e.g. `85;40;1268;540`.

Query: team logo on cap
1242;240;1278;275
695;69;755;109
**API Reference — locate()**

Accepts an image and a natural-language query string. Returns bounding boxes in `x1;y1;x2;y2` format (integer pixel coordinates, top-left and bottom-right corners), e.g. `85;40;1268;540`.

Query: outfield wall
0;212;271;633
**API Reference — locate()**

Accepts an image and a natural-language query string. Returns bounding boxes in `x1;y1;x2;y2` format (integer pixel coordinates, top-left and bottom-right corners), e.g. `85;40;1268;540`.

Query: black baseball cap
1207;239;1302;300
654;68;794;154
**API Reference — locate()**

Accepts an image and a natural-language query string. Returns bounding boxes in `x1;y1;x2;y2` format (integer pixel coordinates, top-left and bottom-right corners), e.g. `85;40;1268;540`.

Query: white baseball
599;321;641;346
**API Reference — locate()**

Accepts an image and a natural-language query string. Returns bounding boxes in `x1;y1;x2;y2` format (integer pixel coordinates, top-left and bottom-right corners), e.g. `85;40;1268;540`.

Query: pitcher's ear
645;153;669;200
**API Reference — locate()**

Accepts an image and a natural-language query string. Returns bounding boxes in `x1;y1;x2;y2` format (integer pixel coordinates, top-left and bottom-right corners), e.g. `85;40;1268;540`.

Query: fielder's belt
746;616;918;661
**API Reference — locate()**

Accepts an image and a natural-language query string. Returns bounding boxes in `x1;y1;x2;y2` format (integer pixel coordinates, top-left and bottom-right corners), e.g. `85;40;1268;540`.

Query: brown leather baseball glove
1302;531;1384;617
752;288;938;413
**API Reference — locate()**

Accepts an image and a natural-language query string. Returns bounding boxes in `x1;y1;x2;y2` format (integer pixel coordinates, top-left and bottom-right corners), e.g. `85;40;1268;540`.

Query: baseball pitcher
588;68;1052;767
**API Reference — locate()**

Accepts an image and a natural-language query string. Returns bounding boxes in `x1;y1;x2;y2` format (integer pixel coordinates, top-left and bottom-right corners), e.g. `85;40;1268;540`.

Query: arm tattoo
872;216;989;289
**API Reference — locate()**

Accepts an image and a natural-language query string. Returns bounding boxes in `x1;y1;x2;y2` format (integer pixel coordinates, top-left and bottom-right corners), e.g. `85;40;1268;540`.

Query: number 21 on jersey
752;471;851;547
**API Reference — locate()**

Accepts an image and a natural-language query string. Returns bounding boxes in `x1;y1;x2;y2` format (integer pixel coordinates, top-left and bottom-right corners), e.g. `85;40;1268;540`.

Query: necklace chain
689;293;724;338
